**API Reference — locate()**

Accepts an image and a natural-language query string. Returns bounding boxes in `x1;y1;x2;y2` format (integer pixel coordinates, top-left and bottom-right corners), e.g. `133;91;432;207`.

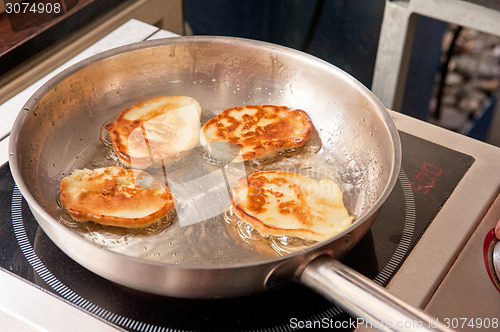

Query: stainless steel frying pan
9;36;450;331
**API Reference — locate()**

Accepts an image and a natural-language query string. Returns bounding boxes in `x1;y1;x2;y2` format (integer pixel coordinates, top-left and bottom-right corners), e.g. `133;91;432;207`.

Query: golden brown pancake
105;96;202;169
231;171;352;242
200;105;312;162
59;166;174;228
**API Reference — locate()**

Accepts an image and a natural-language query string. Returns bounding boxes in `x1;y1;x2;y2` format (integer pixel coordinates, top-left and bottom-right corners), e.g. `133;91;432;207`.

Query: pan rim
9;35;402;271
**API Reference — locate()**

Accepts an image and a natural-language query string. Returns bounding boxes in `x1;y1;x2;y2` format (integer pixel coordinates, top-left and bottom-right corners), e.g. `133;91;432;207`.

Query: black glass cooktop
0;132;474;332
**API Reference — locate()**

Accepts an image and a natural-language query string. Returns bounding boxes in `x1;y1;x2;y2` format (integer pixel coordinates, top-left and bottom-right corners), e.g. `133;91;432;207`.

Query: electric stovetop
2;19;500;332
0;130;475;331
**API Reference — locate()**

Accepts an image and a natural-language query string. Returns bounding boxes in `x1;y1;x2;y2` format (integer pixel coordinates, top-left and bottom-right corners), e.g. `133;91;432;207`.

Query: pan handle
299;255;454;332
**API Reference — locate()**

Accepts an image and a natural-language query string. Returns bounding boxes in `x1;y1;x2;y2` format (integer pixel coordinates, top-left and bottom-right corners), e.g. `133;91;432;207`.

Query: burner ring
11;168;416;332
11;187;157;331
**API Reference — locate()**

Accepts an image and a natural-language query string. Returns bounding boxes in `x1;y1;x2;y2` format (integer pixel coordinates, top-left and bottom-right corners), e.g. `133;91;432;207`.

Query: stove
0;125;493;332
1;19;500;332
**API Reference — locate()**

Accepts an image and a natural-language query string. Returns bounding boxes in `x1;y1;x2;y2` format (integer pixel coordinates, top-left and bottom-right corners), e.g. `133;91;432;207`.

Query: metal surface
385;113;500;312
4;19;500;331
493;241;500;286
9;35;401;316
301;256;453;332
423;192;500;331
0;19;163;166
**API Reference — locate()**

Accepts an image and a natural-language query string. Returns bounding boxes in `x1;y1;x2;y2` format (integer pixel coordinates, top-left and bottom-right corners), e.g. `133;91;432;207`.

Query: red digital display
410;162;442;194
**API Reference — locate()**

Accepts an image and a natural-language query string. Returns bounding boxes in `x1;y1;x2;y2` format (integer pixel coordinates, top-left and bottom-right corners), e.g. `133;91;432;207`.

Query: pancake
59;166;175;228
231;171;353;242
105;96;202;169
200;105;312;162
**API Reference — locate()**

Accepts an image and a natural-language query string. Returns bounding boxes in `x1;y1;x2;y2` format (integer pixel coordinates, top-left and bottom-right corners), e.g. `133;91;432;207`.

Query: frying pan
9;36;450;331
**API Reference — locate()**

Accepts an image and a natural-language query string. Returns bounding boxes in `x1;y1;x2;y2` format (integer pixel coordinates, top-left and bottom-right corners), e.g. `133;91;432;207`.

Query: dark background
183;0;387;89
182;0;448;123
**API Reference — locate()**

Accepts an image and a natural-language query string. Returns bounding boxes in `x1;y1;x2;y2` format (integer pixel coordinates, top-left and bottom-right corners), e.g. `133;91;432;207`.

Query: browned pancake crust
201;105;312;161
59;166;174;228
231;171;352;241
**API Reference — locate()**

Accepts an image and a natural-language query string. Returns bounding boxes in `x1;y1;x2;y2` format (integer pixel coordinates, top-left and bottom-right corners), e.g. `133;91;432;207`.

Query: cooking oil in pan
200;141;314;168
56;192;176;247
54;115;362;264
223;206;317;256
